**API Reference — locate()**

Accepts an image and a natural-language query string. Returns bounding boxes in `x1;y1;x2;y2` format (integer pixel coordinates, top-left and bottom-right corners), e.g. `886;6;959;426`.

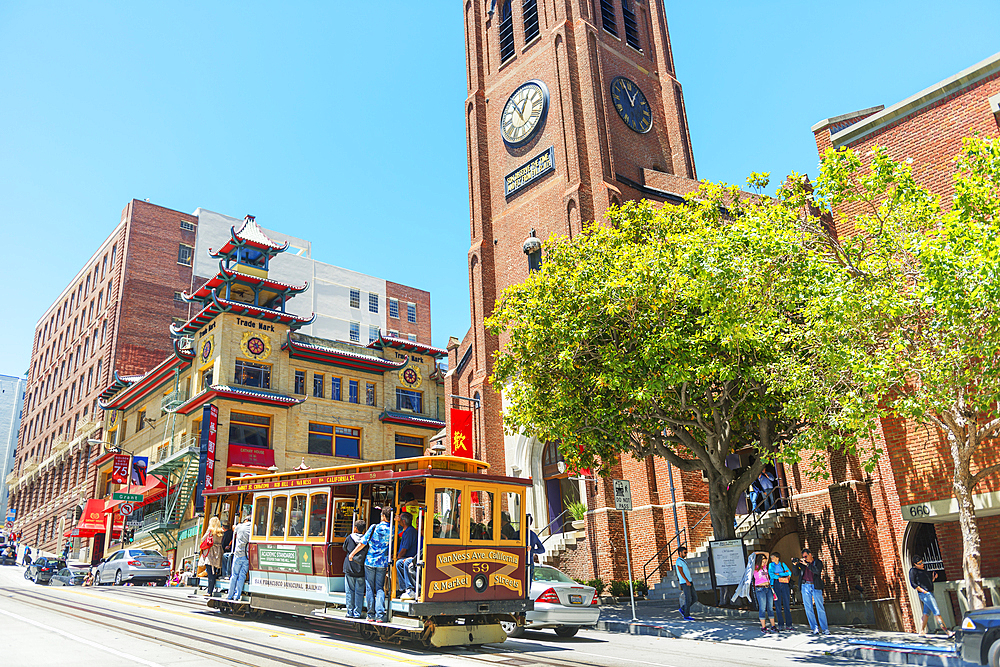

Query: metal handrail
538;509;572;544
734;484;792;543
642;509;711;588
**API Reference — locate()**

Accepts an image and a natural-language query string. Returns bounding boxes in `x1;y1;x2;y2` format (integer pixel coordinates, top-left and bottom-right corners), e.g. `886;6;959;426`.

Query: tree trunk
953;432;988;610
707;469;746;542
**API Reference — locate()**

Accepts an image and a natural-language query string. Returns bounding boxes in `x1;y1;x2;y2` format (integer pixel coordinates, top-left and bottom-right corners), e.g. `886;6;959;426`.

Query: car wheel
114;570;123;586
988;637;999;667
157;579;167;587
24;569;30;580
500;619;524;639
554;626;579;638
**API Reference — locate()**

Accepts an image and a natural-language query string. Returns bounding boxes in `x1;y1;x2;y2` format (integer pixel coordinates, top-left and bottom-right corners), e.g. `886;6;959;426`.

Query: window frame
349;288;360;309
293;369;305;395
268;494;289;540
177;243;194;266
349;322;360;342
368;292;379;313
234;358;272;390
305;491;330;543
406;303;417;323
229;411;271;450
389;298;399;319
330;376;342;401
395;387;423;413
313;373;324;398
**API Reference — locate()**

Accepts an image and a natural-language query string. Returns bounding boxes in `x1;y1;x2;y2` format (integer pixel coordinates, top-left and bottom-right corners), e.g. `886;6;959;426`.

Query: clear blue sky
1;2;998;375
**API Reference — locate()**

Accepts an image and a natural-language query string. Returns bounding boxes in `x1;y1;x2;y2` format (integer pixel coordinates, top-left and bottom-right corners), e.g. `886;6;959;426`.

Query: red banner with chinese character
450;408;474;459
111;454;130;484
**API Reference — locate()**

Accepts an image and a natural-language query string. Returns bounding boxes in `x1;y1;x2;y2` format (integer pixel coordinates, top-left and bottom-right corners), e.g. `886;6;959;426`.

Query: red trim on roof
368;332;447;358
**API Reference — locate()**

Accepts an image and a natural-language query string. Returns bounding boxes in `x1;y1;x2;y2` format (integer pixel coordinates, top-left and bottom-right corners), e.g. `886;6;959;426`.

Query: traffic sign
613;479;632;511
126;520;143;528
120;503;135;517
113;492;143;502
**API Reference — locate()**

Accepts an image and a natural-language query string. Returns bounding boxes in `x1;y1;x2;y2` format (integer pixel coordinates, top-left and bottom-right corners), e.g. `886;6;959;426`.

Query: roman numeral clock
611;76;652;133
501;80;549;146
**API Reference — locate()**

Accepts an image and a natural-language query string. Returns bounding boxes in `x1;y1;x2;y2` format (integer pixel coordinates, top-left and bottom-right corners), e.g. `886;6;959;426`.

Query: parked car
957;608;1000;666
24;557;67;584
500;565;600;638
0;545;17;566
50;566;89;587
96;549;170;586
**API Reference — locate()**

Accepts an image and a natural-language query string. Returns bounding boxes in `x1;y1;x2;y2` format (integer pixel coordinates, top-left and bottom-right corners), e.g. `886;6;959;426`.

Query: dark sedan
957;608;1000;666
24;557;67;584
50;567;88;586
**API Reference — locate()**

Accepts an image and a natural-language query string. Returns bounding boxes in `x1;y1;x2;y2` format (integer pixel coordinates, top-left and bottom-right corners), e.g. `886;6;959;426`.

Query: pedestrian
343;520;367;618
792;549;830;635
394;511;418;600
61;542;71;560
349;506;394;623
199;515;225;597
752;552;778;634
676;545;696;620
221;518;234;579
22;545;32;566
769;551;793;631
226;508;253;602
909;557;953;637
528;514;545;584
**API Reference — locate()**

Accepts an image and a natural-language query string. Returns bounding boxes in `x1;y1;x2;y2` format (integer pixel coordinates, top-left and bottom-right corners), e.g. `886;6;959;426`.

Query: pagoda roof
367;332;448;359
169;291;315;337
175;384;304;415
209;215;288;258
183;264;308;303
378;410;446;430
99;354;192;411
284;333;408;374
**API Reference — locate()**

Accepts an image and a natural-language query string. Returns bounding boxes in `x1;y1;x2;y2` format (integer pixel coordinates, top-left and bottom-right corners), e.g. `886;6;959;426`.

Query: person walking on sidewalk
769;551;793;631
909;557;953;637
752;553;779;634
793;549;829;635
676;545;695;620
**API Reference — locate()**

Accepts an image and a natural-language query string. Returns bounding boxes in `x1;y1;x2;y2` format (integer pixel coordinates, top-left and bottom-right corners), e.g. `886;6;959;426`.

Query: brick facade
384;281;432;344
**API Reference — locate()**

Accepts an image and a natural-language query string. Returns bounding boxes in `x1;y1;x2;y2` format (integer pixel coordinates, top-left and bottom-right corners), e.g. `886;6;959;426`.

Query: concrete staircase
647;508;795;600
538;523;586;566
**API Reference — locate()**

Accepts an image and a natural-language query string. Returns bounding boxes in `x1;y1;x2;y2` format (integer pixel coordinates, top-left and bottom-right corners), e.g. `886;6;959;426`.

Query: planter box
571;519;586;531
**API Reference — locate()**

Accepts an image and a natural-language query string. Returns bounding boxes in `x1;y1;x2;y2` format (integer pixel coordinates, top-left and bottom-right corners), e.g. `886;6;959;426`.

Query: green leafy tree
788;137;1000;610
486;187;817;541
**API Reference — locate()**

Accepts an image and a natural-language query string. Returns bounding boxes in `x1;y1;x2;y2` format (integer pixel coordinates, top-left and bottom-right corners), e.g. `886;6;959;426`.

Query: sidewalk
594;601;973;667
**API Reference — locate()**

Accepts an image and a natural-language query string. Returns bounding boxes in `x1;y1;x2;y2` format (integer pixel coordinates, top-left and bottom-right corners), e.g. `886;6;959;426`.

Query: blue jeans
365;565;387;621
754;586;774;620
222;552;234;578
801;583;828;632
395;557;414;593
773;581;792;627
345;574;365;617
226;555;249;600
918;591;940;616
678;582;695;616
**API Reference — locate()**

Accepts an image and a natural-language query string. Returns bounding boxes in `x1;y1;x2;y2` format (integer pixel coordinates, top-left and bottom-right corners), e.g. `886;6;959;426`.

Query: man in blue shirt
349;506;393;622
676;545;695;620
395;511;418;600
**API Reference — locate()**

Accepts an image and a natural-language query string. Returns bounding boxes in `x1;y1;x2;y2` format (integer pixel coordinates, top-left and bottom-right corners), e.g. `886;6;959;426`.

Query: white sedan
501;565;600;638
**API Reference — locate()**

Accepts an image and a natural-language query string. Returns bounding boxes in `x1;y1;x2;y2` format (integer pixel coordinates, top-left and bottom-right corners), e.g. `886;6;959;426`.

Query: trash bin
872;597;903;632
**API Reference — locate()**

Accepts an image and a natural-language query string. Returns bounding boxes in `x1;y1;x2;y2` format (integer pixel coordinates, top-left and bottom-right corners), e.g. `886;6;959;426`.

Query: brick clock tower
449;0;702;542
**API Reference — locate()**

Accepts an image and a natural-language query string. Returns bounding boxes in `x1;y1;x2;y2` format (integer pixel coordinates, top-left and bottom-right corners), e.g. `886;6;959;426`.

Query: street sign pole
612;479;637;622
622;508;637;622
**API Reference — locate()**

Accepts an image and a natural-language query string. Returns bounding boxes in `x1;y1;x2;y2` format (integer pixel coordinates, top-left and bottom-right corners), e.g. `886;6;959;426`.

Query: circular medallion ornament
610;76;652;134
201;337;213;362
399;365;423;389
500;80;549;147
240;331;272;361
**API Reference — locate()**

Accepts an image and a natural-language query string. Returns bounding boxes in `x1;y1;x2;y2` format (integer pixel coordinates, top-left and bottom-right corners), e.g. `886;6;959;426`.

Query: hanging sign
194;404;219;511
131;456;148;486
111;455;131;485
450;408;474;459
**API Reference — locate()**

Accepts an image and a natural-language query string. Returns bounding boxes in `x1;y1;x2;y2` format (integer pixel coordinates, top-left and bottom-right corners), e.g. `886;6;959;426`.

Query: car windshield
533;566;576;583
130;550;163;558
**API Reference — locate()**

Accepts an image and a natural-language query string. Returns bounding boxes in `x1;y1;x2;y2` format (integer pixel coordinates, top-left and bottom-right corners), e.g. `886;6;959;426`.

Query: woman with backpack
199;516;225;597
343;520;367;618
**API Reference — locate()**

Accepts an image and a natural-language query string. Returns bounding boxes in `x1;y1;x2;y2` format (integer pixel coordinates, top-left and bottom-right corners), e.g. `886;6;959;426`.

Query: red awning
104;474;167;512
75;499;111;538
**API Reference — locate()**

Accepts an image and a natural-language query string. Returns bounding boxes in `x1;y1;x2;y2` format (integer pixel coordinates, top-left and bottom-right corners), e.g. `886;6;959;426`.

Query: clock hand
626;88;637;107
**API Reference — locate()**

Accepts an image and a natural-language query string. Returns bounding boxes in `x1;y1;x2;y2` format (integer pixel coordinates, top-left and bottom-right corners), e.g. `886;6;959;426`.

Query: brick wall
384;281;431;344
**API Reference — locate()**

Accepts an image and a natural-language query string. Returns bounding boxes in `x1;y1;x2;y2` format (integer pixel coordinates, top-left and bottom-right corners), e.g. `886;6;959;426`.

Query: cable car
202;456;533;646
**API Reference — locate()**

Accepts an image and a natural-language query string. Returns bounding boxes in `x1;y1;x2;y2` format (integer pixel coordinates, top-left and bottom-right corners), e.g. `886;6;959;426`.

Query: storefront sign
257;544;313;574
709;539;747;587
450;408;473;459
228;444;275;468
504;146;555;198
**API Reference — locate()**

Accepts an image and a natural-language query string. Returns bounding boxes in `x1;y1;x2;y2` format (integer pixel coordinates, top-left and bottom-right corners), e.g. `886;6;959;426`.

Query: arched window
499;0;515;63
621;0;640;50
522;0;539;42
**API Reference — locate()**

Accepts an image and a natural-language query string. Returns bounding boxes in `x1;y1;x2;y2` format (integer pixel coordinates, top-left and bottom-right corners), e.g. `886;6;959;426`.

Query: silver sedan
97;548;171;586
501;565;600;638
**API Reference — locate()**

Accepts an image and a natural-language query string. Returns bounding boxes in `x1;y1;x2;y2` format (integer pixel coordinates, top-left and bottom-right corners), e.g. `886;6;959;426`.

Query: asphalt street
0;565;871;667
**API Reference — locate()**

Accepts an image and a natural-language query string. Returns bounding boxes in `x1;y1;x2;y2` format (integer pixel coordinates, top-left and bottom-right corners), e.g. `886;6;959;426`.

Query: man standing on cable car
349;506;393;623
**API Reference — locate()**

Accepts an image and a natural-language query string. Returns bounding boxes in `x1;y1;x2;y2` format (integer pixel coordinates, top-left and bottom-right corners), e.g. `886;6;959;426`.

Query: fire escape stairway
137;441;200;553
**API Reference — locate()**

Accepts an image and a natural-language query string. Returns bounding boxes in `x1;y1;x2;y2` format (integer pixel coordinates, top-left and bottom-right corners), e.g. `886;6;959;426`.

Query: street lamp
523;229;542;273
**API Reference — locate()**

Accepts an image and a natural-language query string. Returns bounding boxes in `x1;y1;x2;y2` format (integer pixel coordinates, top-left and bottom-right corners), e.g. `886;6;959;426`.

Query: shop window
470;490;494;541
288;494;307;537
229;412;270;449
253;497;270;537
396;388;422;413
394;433;424;459
308;493;328;538
235;360;270;389
270;496;287;538
308;423;361;458
365;382;376;407
294;370;305;395
432;487;462;540
349;380;359;404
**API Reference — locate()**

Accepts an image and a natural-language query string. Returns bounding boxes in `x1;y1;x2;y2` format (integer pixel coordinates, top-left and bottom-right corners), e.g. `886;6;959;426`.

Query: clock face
610;77;652;134
501;80;549;147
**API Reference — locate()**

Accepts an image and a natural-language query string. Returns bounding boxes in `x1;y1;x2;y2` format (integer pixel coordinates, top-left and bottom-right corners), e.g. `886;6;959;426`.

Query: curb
833;646;972;667
595;619;679;639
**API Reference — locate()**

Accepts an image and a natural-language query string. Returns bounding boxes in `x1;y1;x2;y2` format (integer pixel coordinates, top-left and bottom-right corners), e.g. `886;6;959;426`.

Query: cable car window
288;494;307;537
432;487;462;540
333;500;357;539
308;493;328;538
253;497;270;538
501;492;522;541
470;490;494;541
270;496;287;538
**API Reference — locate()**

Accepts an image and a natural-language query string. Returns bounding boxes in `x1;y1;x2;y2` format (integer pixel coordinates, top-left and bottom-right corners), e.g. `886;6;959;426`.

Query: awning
104;474;167;512
74;499;111;538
